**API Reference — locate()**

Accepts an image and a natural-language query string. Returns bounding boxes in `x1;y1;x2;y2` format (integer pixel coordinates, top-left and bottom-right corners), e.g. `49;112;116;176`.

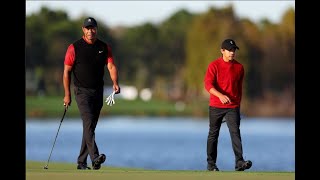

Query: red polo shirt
204;57;244;108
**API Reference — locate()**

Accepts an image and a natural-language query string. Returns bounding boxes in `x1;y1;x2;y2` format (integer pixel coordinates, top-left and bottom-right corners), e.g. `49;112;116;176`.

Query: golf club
43;105;68;169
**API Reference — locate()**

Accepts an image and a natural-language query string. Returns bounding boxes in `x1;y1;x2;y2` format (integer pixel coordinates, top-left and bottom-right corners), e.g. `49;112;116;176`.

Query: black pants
74;86;103;165
206;106;244;169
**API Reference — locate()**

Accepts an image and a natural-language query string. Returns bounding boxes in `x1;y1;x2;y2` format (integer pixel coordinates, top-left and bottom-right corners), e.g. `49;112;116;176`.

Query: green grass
26;95;209;118
26;161;294;180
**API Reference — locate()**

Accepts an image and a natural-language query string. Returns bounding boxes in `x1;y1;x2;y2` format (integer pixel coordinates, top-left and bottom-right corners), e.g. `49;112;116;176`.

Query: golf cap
221;39;239;50
83;17;98;28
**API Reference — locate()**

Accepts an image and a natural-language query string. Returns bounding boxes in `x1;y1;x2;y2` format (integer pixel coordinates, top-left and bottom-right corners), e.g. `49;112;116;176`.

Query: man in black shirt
63;17;120;170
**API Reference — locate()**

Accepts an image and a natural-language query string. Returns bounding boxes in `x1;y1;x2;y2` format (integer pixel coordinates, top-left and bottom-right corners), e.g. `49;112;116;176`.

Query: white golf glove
105;91;115;106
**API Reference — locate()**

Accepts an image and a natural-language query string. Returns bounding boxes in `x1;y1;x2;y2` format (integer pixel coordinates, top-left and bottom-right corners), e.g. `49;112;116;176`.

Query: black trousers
74;86;103;165
206;106;244;168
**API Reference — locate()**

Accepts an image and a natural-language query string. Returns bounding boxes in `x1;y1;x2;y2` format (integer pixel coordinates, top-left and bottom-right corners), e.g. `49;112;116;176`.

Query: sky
26;1;295;27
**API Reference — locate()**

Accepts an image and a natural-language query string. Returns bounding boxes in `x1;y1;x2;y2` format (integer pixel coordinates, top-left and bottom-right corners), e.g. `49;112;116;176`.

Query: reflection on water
26;116;295;171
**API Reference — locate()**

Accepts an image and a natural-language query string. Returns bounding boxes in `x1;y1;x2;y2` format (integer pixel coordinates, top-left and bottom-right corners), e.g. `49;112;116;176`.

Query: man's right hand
219;95;231;104
63;96;71;107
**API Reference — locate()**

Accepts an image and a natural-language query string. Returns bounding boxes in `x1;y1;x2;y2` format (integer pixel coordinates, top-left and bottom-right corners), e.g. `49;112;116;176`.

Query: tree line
26;5;295;117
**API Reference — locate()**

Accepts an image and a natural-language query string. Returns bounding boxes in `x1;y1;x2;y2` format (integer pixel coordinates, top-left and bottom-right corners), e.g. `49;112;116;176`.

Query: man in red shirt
204;39;252;171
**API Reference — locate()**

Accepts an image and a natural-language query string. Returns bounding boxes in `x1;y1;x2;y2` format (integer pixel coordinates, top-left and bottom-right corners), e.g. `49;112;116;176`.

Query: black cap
83;17;98;27
221;39;239;50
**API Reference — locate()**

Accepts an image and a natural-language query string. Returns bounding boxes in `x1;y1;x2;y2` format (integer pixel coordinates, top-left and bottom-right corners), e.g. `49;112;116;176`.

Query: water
26;116;295;171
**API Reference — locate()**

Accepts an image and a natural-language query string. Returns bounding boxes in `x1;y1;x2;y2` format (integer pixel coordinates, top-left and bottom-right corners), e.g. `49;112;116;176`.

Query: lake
26;116;295;171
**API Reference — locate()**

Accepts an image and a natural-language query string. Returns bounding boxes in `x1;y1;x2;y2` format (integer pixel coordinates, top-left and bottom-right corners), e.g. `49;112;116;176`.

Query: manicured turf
26;161;294;180
26;95;209;118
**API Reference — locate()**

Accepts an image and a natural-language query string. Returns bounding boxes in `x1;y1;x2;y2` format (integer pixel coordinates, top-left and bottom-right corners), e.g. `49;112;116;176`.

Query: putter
43;105;68;169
